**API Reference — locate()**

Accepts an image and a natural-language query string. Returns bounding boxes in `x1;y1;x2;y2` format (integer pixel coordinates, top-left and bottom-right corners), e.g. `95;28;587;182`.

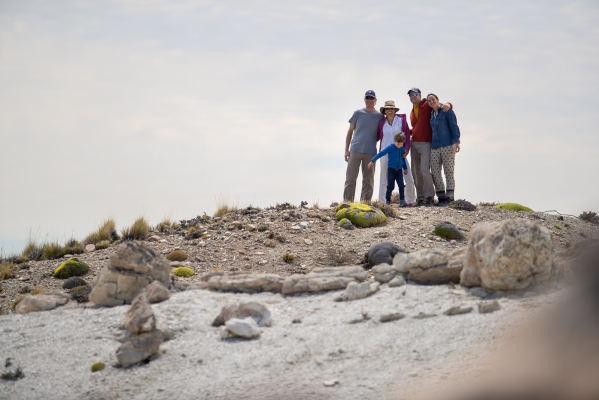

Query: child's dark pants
386;167;405;204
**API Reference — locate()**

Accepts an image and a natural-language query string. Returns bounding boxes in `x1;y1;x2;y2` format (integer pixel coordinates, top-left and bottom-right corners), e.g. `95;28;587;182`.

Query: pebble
291;226;301;230
18;276;30;281
304;239;313;245
299;222;309;229
159;239;167;243
323;379;339;387
478;301;501;314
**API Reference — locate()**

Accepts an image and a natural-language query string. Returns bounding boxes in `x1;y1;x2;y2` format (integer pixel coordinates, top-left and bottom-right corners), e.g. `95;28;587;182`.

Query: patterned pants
430;144;456;200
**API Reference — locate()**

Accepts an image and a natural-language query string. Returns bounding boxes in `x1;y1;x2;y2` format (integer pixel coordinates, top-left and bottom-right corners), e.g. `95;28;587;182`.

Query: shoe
423;197;434;207
414;199;425;208
436;197;450;207
399;200;408;208
407;203;414;208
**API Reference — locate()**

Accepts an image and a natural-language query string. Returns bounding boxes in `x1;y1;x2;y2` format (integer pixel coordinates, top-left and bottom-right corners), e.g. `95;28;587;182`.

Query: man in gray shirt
343;90;384;202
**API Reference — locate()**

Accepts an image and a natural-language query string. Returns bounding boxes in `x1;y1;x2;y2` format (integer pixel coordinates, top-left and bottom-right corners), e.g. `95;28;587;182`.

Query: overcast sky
1;0;598;254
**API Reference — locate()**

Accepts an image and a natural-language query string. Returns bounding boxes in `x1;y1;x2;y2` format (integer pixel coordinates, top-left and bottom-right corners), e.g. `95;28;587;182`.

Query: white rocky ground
0;281;555;400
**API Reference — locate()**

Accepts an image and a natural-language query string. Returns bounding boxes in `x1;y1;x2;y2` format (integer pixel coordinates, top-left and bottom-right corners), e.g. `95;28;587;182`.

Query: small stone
323;379;339;387
388;276;406;287
291;225;301;230
144;280;170;304
478;300;501;314
334;281;380;302
166;250;188;262
413;312;437;319
398;216;408;220
124;290;156;334
62;276;87;289
245;224;257;232
84;244;96;252
147;235;161;242
224;317;262;339
450;240;457;245
116;330;164;367
18;276;30;281
304;239;313;245
299;222;309;229
212;302;271;327
443;306;473;316
380;313;405;322
63;254;73;259
159;239;167;243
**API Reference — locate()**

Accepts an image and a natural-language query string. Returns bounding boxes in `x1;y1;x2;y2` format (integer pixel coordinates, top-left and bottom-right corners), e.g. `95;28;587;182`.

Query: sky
1;0;598;255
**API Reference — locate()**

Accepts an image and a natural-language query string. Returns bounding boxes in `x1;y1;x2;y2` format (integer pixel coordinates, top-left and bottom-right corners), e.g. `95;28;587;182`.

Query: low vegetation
155;217;179;233
494;203;533;212
214;195;239;218
478;201;499;207
372;201;396;218
121;217;150;240
52;259;90;279
0;263;15;280
172;267;194;277
84;219;118;245
579;211;599;225
91;362;105;372
282;252;296;263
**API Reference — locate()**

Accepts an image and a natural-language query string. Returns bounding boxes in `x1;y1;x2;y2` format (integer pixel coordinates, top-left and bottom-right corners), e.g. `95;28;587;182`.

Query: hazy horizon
2;0;598;255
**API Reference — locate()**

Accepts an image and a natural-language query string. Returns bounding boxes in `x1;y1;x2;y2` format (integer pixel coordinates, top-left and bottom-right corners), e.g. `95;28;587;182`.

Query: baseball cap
364;90;376;98
407;87;421;94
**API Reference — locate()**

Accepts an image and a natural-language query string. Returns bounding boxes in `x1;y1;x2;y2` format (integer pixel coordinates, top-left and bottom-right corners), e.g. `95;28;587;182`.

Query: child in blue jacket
368;132;408;206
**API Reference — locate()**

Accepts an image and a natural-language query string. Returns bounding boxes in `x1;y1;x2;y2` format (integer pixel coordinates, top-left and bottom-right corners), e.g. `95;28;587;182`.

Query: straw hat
380;100;399;114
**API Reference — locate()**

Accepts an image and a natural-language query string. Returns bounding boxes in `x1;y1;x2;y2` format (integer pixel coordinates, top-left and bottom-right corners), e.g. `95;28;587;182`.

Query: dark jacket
429;108;460;150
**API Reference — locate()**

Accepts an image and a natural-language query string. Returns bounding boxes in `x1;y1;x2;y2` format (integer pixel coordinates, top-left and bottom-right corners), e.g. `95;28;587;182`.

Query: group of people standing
343;88;461;207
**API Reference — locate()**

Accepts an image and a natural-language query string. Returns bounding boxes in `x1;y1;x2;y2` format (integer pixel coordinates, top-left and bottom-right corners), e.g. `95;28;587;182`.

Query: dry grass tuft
121;217;150;240
31;287;45;295
214;195;239;218
156;216;179;233
579;211;599;225
372;201;396;218
0;263;15;280
389;191;400;204
84;219;117;245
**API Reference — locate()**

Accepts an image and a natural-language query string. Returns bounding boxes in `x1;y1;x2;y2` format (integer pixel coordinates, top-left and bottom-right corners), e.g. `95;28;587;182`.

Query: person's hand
456;143;461;153
368;162;374;169
345;150;350;162
403;170;408;175
441;103;450;112
402;152;408;158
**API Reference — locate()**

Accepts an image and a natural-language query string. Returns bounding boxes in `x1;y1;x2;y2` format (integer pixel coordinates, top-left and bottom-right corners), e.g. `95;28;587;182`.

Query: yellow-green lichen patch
95;240;110;250
335;202;386;228
91;362;105;372
172;267;194;277
52;258;90;279
494;203;533;212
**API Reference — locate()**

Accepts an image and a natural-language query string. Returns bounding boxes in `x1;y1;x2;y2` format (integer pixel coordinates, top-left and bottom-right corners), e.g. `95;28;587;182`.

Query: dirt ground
1;203;598;314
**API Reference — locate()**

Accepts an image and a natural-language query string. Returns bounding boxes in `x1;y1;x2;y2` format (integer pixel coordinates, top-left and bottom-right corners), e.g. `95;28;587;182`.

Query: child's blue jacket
371;144;407;170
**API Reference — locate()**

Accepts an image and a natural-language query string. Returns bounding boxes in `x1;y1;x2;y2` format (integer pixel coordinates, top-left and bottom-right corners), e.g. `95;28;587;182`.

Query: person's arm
402;115;411;157
446;110;461;152
345;124;354;162
441;102;453;112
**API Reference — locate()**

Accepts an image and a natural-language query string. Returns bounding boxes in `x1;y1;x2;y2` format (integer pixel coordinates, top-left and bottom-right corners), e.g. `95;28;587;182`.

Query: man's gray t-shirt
348;108;383;155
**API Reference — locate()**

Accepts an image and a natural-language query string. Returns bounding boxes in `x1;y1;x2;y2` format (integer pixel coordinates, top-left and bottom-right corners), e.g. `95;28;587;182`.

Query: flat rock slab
15;294;69;314
208;273;285;293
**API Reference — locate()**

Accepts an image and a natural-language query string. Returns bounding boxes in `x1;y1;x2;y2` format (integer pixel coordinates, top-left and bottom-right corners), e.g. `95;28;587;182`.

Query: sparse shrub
84;219;118;245
554;225;562;230
53;258;90;279
91;362;105;372
311;201;320;210
283;252;296;263
172;267;194;277
478;201;499;207
390;191;400;204
156;217;179;233
564;223;570;227
42;241;67;260
18;286;31;294
121;217;150;240
579;211;599;225
70;285;91;303
31;287;45;295
21;241;43;262
1;367;24;380
0;263;15;280
448;199;476;211
372;201;396;218
95;240;110;250
494;203;533;212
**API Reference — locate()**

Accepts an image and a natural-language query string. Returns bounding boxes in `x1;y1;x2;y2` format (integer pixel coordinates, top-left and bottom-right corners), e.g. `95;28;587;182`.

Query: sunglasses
385;108;396;111
365;96;375;100
408;93;419;97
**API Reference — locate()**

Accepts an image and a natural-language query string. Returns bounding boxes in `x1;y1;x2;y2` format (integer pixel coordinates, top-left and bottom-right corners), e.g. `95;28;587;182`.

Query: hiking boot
423;197;434;207
436;197;450;207
399;200;408;208
414;199;425;208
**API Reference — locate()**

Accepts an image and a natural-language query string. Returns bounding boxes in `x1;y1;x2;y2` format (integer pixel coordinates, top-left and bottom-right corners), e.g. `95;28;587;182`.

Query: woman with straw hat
376;100;416;206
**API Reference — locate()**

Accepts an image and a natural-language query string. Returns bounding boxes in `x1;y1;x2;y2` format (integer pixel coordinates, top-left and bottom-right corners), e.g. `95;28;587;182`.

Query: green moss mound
173;267;194;277
91;362;105;372
434;222;463;240
494;203;533;212
334;202;386;228
53;259;89;279
337;218;349;227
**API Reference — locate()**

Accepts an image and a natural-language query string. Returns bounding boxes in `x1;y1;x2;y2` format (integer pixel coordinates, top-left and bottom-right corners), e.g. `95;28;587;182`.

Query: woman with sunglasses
426;93;461;206
376;100;416;206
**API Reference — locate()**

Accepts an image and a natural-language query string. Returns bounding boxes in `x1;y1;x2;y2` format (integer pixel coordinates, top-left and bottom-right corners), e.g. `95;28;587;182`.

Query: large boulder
381;248;465;285
334;202;386;228
207;273;285;294
124;290;156;334
16;293;69;314
282;266;368;295
460;219;553;290
116;330;164;367
89;242;170;306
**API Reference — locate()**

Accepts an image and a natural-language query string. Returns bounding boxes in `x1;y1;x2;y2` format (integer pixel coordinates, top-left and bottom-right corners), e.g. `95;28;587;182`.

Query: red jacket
410;99;432;143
